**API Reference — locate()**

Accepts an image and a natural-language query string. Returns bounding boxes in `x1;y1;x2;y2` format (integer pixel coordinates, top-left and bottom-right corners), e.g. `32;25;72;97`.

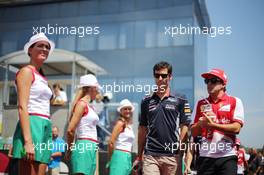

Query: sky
206;0;264;148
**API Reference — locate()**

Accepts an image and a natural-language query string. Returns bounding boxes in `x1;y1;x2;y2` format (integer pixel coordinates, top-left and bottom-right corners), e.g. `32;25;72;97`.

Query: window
77;35;97;51
172;18;193;46
157;19;172;47
98;24;118;50
145;21;156;48
0;32;18;55
119;22;134;49
58;35;76;51
134;20;156;48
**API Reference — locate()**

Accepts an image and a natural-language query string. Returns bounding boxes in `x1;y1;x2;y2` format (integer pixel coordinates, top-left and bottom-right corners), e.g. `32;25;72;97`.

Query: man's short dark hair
153;61;172;75
52;125;59;131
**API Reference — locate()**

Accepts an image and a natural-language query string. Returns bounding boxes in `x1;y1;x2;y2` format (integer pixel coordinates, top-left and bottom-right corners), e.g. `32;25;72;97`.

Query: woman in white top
65;74;100;175
108;99;135;175
12;33;55;175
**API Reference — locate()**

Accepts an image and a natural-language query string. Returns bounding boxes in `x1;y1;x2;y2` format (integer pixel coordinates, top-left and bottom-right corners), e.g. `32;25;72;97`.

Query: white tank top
16;67;52;120
115;124;135;152
76;101;99;142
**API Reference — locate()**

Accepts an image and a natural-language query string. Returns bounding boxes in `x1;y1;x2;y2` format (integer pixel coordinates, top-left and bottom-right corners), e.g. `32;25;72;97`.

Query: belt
116;148;131;153
78;137;98;143
29;113;50;119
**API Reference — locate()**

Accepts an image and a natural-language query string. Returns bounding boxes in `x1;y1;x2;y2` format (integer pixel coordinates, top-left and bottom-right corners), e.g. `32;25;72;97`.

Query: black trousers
197;156;237;175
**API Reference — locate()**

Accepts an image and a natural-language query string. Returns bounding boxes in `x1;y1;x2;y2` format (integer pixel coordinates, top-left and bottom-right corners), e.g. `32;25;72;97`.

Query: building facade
0;0;210;107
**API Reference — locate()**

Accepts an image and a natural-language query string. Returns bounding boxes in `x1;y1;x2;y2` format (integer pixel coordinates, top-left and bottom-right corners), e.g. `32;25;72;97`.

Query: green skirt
71;139;98;175
109;150;132;175
12;115;52;164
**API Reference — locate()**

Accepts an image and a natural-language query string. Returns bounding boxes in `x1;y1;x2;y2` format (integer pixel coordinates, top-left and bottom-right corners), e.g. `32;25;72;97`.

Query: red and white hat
201;68;228;84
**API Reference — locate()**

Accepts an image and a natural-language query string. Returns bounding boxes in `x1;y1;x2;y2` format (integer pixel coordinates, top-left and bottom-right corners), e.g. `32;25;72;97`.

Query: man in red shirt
191;68;244;175
235;138;248;175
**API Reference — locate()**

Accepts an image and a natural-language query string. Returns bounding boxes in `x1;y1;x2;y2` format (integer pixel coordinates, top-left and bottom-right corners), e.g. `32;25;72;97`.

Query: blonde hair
69;87;93;121
69;88;85;121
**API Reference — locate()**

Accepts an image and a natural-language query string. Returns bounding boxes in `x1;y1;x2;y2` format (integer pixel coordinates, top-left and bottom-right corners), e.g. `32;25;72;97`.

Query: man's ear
222;84;226;91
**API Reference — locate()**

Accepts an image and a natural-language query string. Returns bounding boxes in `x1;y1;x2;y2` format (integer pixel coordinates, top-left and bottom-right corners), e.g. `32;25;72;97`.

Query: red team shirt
237;148;247;174
191;93;244;158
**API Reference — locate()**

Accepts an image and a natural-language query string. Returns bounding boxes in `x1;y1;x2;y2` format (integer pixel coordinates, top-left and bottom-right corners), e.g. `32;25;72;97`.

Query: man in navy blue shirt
134;61;192;175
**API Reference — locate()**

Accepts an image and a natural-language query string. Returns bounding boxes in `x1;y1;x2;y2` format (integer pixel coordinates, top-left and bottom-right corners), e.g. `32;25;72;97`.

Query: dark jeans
197;156;237;175
8;158;19;175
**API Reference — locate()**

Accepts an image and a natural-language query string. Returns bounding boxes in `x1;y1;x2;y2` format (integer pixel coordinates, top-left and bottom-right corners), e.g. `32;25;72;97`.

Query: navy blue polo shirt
139;93;192;156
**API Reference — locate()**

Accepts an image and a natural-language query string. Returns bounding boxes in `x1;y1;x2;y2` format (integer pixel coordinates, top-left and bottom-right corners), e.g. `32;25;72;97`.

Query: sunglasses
204;77;223;84
154;73;169;79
